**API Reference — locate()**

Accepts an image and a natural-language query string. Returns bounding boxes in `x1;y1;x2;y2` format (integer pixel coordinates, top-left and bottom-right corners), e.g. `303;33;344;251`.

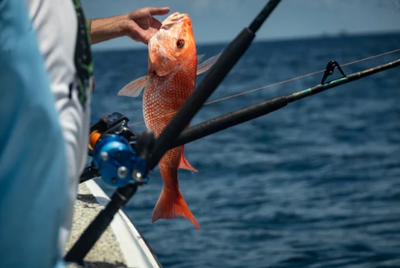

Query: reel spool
80;112;147;187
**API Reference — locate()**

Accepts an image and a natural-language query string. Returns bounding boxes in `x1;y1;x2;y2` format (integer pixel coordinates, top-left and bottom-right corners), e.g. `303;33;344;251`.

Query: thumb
133;28;148;44
147;7;170;16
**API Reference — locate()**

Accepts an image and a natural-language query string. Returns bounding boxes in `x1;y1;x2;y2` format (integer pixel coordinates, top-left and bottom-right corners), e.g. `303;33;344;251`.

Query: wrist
90;14;128;45
115;14;131;37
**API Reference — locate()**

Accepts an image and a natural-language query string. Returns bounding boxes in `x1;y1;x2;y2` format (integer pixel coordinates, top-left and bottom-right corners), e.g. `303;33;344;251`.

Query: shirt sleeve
24;0;94;255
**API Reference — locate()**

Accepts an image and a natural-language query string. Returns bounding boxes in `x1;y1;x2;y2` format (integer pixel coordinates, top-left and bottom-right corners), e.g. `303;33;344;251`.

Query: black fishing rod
80;56;400;184
171;58;400;148
65;0;281;264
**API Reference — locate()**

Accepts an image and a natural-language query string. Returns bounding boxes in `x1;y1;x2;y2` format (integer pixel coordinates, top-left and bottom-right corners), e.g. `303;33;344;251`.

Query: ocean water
90;33;400;268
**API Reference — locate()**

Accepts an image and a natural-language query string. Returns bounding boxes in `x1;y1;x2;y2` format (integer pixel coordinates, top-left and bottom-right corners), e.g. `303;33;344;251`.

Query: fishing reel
80;112;148;187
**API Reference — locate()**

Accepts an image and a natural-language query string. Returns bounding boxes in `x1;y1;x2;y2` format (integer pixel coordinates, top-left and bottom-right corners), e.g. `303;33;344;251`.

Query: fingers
124;7;170;44
146;7;170;16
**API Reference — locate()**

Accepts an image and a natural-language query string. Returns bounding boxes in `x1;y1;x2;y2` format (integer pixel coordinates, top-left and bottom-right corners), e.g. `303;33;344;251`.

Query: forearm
88;14;128;45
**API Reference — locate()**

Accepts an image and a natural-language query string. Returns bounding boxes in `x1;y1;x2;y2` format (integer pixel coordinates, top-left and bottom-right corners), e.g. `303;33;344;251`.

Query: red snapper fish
118;12;219;229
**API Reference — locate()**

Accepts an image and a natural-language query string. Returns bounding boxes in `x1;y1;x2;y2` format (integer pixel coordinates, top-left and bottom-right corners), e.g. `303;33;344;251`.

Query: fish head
148;12;196;77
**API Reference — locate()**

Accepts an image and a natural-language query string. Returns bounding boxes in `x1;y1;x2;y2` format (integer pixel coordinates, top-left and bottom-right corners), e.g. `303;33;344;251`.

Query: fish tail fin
152;183;200;230
178;145;198;172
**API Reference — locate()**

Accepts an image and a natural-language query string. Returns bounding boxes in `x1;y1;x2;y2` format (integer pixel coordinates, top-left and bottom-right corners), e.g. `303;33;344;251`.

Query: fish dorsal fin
196;52;221;75
118;76;148;97
197;54;205;63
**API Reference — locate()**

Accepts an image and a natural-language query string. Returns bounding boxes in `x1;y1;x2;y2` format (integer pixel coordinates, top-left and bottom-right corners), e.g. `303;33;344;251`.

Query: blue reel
92;135;148;187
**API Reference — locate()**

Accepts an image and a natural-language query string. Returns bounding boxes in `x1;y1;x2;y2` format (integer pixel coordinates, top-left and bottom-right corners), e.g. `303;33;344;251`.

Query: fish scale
144;63;196;174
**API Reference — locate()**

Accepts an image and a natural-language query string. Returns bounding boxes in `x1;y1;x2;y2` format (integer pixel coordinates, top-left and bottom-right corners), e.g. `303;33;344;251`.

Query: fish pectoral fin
196;52;222;75
118;76;148;97
152;187;200;230
179;147;198;172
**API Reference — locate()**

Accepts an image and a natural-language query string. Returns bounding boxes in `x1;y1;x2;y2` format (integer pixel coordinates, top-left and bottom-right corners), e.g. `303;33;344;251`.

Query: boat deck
65;180;161;268
65;182;127;267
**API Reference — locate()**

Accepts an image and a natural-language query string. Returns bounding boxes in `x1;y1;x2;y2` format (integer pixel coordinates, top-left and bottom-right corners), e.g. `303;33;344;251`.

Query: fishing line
128;47;400;127
205;47;400;104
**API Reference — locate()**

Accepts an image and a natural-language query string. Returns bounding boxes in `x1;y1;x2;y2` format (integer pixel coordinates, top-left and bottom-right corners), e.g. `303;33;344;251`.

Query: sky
81;0;400;50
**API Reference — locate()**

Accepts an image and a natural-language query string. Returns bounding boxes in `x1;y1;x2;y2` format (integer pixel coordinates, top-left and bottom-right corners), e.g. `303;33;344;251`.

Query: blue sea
90;33;400;268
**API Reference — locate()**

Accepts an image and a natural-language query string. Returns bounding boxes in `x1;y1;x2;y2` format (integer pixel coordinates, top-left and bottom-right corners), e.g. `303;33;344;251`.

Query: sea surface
90;33;400;268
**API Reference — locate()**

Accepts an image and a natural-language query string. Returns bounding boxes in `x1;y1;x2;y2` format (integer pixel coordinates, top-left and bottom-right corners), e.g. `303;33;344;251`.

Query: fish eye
176;39;185;49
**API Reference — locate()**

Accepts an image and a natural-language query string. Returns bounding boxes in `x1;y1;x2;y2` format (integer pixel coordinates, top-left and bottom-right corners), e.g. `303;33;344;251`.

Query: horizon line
91;30;400;53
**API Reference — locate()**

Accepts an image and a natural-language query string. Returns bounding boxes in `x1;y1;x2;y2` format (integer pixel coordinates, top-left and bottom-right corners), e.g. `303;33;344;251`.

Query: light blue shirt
0;0;69;267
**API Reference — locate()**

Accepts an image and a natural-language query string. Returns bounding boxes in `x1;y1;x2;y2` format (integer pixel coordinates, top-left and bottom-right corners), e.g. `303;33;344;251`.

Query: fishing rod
80;56;400;186
80;56;400;168
171;58;400;148
65;0;281;264
80;55;400;186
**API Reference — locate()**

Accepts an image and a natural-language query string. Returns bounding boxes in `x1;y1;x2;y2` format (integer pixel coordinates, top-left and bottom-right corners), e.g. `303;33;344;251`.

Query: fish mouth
161;12;190;30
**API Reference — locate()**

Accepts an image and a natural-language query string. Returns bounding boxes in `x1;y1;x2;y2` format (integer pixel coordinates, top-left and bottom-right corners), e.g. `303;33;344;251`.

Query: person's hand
123;7;170;44
89;7;170;45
